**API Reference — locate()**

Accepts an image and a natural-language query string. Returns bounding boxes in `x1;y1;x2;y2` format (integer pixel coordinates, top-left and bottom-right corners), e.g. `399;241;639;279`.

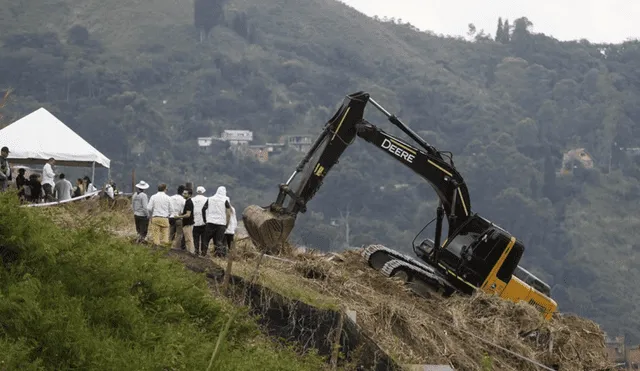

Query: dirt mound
215;244;612;371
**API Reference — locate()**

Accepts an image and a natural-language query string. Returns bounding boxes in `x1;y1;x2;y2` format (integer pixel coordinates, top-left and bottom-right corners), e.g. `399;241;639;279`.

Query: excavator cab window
458;231;509;286
439;216;494;285
514;266;551;296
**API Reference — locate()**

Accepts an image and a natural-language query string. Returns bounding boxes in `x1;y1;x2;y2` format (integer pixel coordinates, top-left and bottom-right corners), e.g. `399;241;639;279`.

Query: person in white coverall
224;204;237;253
191;186;208;256
202;186;231;257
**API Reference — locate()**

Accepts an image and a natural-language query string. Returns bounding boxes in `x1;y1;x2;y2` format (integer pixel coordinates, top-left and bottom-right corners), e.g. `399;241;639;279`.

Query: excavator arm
243;91;472;250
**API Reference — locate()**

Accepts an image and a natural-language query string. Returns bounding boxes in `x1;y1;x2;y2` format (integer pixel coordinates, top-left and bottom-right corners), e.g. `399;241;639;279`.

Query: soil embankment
167;234;612;371
48;200;613;370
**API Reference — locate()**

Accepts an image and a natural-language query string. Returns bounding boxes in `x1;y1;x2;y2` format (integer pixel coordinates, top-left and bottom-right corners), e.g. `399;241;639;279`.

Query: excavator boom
242;91;558;320
243;91;471;251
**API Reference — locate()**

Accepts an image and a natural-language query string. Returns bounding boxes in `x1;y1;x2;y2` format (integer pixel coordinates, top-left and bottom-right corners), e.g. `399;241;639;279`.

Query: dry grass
213;235;612;371
34;196;136;238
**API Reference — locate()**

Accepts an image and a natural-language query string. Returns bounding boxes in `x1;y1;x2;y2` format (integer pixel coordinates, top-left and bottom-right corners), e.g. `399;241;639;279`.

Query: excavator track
362;245;456;298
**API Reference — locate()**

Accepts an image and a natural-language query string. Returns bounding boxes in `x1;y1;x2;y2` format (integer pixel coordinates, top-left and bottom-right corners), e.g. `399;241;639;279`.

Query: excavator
242;91;558;320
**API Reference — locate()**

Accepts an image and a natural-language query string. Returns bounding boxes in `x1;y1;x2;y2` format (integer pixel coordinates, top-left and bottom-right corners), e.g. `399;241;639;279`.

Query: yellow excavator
243;91;558;320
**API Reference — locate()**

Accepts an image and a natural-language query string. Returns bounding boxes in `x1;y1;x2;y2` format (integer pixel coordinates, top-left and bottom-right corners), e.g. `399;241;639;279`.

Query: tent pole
91;162;95;184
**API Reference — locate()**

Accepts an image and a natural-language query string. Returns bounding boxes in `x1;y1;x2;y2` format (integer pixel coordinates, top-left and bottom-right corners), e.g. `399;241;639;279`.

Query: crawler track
362;245;456;298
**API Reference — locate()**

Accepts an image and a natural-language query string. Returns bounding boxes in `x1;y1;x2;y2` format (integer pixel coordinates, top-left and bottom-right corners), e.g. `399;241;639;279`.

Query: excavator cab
414;214;523;296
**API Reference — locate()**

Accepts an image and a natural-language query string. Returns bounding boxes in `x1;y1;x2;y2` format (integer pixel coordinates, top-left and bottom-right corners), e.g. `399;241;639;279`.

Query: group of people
131;181;237;258
0;146;102;203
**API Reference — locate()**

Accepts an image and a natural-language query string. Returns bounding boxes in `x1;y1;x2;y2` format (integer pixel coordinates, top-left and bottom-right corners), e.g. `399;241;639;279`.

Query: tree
68;25;90;46
542;155;557;201
511;17;534;55
512;16;533;42
194;0;224;42
501;19;511;43
495;17;503;42
467;23;476;39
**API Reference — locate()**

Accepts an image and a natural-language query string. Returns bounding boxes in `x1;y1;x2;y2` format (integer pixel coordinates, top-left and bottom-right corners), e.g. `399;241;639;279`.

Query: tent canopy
0;108;110;168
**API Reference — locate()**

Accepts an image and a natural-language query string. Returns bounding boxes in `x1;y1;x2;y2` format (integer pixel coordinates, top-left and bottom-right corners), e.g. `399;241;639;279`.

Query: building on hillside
221;130;253;146
265;142;286;155
197;137;214;147
621;147;640;157
245;144;270;163
559;148;595;175
281;134;313;152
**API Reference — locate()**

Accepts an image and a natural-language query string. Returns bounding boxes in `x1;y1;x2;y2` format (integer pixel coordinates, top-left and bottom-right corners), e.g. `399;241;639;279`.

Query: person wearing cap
0;146;11;192
132;180;150;243
191;186;208;256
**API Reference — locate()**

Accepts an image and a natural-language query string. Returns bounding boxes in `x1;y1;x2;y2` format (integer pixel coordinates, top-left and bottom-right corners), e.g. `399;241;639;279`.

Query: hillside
2;0;640;343
34;198;612;370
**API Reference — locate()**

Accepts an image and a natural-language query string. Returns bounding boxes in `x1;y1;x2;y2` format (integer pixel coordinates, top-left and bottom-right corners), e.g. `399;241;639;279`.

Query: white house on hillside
197;137;213;147
221;130;253;145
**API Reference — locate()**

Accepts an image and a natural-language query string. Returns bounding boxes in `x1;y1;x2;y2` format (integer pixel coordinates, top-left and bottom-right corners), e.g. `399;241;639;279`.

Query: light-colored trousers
149;217;170;246
182;224;195;254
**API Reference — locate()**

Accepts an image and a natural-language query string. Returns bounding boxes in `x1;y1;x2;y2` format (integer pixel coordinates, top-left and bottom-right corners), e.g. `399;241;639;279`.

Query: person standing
54;173;73;201
224;202;238;255
42;158;56;202
169;185;186;249
132;181;150;243
104;181;115;199
191;186;208;256
147;183;173;247
73;178;85;198
15;167;27;201
0;146;11;192
83;176;97;193
27;173;42;203
202;186;231;257
176;188;195;255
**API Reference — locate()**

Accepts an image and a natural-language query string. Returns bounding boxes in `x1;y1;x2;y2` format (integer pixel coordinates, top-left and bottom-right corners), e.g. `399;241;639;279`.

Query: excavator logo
528;298;547;314
313;163;326;177
381;138;416;164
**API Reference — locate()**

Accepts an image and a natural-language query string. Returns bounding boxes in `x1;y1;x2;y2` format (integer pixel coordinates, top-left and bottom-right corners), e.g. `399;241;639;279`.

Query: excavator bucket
242;205;296;254
241;92;371;254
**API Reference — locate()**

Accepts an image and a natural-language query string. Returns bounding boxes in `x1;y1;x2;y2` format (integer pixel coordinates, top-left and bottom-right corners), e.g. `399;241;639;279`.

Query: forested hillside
2;0;640;342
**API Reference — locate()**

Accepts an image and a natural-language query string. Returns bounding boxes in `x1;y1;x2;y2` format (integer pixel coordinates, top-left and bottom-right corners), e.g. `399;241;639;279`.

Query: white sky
341;0;640;44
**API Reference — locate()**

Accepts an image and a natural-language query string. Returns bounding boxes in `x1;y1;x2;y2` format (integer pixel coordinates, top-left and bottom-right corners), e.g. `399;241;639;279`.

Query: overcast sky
341;0;640;44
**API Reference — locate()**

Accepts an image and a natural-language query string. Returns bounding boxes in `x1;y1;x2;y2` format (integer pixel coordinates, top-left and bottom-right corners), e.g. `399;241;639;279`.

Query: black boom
270;91;472;238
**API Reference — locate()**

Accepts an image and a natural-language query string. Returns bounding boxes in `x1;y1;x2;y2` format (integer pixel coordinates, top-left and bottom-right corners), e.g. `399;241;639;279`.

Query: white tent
0;108;110;173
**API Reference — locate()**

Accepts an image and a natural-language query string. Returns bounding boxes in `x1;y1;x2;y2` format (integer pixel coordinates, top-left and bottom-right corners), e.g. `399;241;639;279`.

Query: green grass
0;193;327;370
